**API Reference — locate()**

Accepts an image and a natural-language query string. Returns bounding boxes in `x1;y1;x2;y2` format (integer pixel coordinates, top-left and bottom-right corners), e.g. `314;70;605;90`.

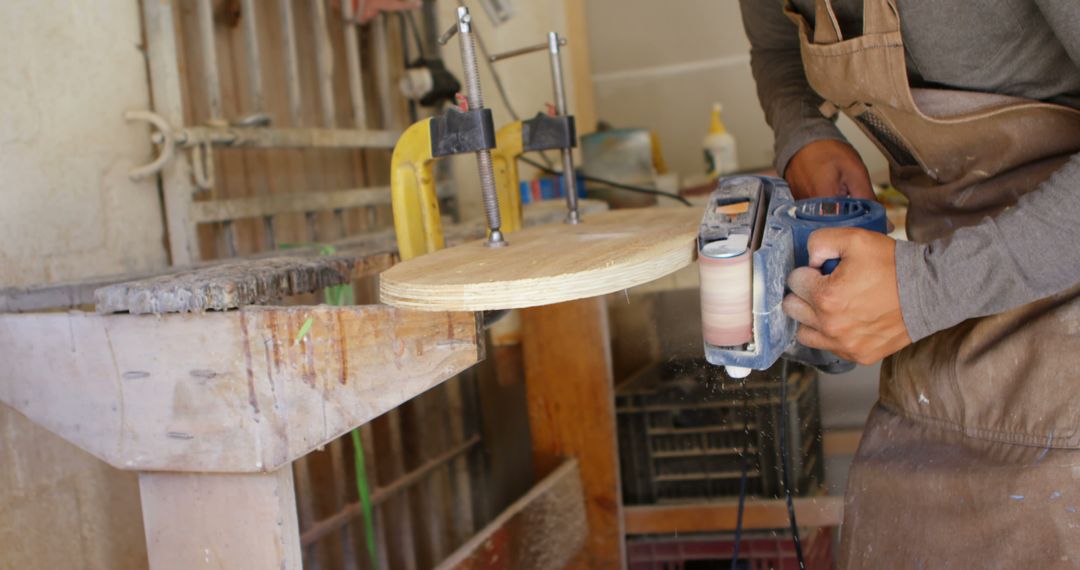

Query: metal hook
125;110;176;180
191;141;215;192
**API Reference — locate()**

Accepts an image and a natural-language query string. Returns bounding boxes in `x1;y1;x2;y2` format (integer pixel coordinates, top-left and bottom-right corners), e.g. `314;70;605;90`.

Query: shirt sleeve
738;0;849;175
894;1;1080;342
895;154;1080;341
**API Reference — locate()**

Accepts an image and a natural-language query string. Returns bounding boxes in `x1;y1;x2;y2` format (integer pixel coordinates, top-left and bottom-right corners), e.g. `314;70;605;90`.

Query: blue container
519;173;587;205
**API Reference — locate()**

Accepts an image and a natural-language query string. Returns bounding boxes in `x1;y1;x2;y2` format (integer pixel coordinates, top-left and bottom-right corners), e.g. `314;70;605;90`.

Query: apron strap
812;0;843;44
864;0;901;35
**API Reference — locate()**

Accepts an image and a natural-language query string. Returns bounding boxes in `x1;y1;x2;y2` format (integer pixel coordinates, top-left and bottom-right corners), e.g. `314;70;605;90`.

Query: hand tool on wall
391;6;505;261
488;32;581;226
698;175;887;378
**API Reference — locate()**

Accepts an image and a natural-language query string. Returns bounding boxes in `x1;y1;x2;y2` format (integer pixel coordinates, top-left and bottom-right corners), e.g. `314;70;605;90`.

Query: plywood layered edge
0;305;481;473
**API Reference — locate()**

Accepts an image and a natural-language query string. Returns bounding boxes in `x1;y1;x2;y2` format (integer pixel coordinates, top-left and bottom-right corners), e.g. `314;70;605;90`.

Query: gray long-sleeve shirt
739;0;1080;342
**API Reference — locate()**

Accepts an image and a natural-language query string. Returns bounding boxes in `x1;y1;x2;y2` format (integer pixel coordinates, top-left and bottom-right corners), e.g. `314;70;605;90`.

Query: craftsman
739;0;1080;565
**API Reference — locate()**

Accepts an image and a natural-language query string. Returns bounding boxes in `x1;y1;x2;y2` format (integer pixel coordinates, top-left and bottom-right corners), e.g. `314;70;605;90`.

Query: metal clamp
439;6;508;248
489;32;580;224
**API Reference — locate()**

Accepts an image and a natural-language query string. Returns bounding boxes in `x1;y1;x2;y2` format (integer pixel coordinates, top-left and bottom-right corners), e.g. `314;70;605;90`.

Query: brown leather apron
784;0;1080;566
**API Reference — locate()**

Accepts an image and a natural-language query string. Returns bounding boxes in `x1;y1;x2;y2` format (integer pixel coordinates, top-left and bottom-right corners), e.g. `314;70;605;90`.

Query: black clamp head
522;113;577;152
430;107;497;157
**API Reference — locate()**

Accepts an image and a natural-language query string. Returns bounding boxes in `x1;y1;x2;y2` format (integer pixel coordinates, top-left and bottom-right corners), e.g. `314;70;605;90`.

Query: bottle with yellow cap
704;103;738;178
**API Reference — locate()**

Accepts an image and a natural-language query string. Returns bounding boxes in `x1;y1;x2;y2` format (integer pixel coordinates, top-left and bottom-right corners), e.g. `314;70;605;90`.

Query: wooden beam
623;497;845;535
191;186;388;223
178;126;399;149
0;305;481;472
93;253;391;314
434;459;587;570
0;253;394;314
521;298;624;569
823;428;863;457
189;185;454;224
141;0;199;265
562;0;597;135
139;467;302;570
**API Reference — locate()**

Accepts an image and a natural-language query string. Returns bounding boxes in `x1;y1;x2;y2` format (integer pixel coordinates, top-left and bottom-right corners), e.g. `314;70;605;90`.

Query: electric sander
698;175;888;378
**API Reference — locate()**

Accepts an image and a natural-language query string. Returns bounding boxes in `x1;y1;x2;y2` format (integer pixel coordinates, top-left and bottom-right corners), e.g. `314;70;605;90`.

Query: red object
348;0;421;25
456;93;469;112
626;528;834;570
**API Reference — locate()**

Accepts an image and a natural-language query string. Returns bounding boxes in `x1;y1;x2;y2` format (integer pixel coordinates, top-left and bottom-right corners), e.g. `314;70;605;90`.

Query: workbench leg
521;297;625;569
138;467;302;570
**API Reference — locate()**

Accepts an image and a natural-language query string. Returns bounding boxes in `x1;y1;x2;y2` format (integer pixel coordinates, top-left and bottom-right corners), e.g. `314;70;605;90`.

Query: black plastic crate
616;358;824;505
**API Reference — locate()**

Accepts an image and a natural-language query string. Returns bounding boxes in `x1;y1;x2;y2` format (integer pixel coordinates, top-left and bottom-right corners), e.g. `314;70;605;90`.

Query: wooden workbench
0;267;481;569
0;203;609;569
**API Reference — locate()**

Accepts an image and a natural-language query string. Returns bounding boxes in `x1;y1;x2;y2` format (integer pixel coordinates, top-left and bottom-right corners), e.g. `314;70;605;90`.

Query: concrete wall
1;0;168;567
584;0;888;182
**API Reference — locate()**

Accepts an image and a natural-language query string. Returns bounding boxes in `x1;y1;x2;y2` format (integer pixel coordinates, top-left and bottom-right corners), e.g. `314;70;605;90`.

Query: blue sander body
698;175;888;376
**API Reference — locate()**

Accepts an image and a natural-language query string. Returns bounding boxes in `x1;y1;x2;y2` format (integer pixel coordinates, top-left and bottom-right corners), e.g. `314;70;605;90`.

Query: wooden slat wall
173;0;402;260
154;2;482;568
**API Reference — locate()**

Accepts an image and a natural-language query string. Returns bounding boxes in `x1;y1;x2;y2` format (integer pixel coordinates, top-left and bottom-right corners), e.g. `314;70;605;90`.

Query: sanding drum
699;234;752;347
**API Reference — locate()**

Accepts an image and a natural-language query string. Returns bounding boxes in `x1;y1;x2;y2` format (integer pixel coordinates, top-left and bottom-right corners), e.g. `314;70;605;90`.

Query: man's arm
739;0;874;199
895;1;1080;342
897;155;1080;342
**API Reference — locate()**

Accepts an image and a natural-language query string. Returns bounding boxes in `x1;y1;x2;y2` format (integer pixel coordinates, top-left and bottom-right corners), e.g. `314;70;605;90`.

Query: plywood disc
380;207;701;311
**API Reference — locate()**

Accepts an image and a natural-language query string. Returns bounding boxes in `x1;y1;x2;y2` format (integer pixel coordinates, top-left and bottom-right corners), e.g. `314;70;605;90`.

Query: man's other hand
785;140;874;201
782;228;911;365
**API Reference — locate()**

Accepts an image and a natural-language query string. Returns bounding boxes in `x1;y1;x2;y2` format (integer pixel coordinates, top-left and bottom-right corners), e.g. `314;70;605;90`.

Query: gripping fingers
782;293;820;330
795;324;836;354
787;266;825;303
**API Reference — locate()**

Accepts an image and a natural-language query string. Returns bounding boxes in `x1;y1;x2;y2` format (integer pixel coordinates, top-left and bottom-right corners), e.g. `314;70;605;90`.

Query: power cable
730;379;752;569
778;359;806;568
519;156;692;207
404;11;427;59
397;13;419;124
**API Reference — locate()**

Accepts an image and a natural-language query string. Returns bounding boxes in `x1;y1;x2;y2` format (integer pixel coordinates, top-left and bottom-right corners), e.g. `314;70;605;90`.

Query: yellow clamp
490;121;525;234
392;118;527;261
391;119;445;262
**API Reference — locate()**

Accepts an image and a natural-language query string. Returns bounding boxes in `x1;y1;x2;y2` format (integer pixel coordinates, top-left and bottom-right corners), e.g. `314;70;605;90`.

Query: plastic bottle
704;103;738;178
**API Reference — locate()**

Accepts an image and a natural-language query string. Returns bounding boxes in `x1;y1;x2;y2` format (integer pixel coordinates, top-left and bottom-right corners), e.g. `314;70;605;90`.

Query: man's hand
782;228;911;365
785;140;874;201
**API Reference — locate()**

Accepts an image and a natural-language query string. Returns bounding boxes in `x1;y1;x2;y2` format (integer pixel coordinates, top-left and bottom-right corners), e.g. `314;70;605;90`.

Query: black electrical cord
404;11;427;60
730;379;752;570
779;359;806;568
518;156;692;207
397;13;419;124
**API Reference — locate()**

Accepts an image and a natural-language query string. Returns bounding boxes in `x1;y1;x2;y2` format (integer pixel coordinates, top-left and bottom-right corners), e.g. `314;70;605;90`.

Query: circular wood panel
379;207;701;311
